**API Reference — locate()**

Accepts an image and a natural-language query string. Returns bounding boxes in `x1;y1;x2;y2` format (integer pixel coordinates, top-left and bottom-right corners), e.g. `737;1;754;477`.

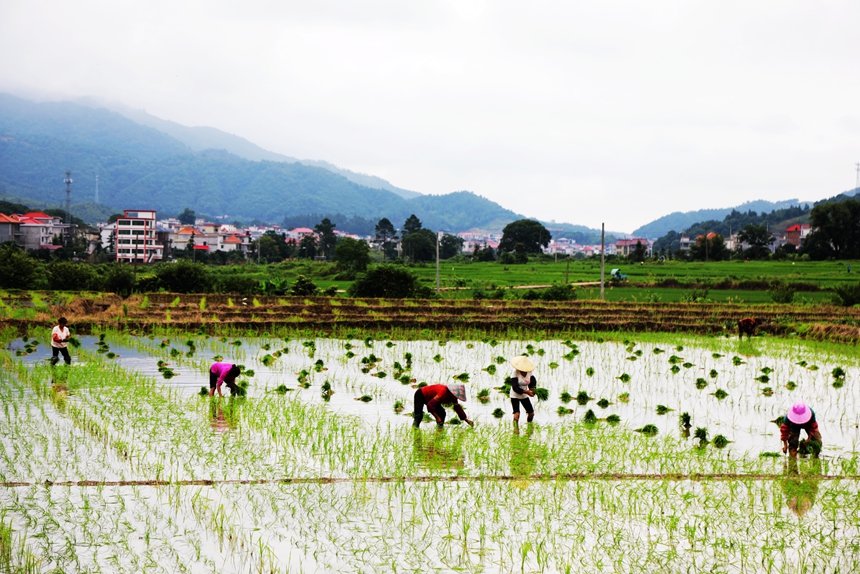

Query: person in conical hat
412;383;473;428
508;355;537;423
779;401;822;459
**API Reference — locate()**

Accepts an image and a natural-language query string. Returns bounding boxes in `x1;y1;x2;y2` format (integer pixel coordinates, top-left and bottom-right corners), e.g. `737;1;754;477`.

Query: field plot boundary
2;471;854;488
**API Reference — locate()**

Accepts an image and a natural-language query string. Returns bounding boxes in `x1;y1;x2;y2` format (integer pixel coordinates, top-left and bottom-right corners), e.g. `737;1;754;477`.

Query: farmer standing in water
780;401;822;458
508;355;537;423
413;383;473;428
209;362;241;397
50;317;72;366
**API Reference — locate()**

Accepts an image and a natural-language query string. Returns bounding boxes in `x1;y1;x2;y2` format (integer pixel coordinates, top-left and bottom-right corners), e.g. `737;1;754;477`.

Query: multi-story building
15;212;70;250
115;210;163;263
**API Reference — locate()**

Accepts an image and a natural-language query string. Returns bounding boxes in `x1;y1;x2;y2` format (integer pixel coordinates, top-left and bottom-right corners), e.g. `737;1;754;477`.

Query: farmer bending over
780;401;822;458
209;362;241;397
413;383;473;428
508;355;537;423
50;317;72;366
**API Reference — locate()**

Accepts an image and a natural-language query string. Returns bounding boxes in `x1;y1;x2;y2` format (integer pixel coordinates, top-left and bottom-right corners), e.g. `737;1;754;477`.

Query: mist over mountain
74;96;422;200
0;93;517;230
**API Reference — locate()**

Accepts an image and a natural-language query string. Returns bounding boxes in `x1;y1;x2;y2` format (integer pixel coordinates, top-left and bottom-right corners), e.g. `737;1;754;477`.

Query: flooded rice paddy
2;330;860;572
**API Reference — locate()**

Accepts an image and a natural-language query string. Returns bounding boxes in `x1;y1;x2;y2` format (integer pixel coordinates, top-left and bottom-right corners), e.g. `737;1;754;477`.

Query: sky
1;1;859;233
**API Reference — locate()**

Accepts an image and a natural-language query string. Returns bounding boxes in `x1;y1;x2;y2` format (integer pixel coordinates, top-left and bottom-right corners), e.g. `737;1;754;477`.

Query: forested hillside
0;94;520;229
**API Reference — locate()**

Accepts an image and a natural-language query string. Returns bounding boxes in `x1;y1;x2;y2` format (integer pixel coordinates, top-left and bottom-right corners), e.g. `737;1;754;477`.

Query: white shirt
509;371;534;399
51;325;69;349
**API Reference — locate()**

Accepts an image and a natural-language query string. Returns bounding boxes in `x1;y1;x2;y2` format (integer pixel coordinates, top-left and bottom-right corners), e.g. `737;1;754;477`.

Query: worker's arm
528;376;537;391
424;389;447;423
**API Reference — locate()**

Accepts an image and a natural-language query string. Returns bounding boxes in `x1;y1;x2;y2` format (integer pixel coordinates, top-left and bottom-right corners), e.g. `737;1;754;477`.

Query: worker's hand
526;390;535;397
465;419;474;427
435;417;444;426
782;443;788;454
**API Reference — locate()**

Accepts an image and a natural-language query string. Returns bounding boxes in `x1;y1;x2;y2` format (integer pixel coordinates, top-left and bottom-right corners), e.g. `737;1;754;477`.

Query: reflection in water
209;397;245;433
510;423;543;486
781;458;822;517
412;430;465;471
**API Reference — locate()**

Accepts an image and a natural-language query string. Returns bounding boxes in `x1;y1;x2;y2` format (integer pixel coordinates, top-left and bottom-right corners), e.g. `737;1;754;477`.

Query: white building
115;210;163;263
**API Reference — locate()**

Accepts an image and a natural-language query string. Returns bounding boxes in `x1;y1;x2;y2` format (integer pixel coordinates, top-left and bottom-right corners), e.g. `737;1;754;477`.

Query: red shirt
419;384;468;421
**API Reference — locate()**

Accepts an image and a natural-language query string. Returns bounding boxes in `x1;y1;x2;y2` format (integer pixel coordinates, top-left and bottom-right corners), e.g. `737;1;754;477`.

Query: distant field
409;259;859;299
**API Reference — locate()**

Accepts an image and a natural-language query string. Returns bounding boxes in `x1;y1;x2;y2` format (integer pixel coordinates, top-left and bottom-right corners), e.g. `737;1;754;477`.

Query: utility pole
600;223;605;301
436;231;442;294
63;170;73;244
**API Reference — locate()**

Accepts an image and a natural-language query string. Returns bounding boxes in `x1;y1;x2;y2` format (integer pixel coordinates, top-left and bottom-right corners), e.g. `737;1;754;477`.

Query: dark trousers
787;427;822;457
51;346;71;366
413;389;445;427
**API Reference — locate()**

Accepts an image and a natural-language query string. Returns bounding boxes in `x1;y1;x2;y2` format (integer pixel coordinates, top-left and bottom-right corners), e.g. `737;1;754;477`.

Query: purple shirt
210;362;235;386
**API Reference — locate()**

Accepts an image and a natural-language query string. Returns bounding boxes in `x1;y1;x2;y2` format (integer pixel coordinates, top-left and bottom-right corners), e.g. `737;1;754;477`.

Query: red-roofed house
15;212;69;250
785;223;811;248
615;238;651;257
0;213;21;245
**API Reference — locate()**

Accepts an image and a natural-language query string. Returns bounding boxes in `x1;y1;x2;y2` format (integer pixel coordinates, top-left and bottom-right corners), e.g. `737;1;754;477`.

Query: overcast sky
2;1;859;232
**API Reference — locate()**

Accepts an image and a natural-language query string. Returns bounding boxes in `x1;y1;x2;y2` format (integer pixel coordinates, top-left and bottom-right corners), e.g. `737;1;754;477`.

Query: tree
334;237;372;276
402;214;422;238
737;225;774;260
178;208;196;225
801;199;860;260
48;261;94;291
498;220;551;254
0;243;39;289
689;233;730;261
440;234;465;259
473;245;495;262
102;263;136;297
348;264;432;298
630;241;647;263
298;235;318;259
401;228;436;262
314;218;337;260
256;231;293;263
374;218;398;260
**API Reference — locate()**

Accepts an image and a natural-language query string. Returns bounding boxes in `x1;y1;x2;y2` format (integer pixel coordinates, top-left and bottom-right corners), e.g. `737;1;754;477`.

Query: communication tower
63;170;73;242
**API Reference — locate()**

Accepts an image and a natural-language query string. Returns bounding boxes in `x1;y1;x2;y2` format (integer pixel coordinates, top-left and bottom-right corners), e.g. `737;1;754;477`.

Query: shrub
832;282;860;307
348;265;429;298
290;275;319;296
0;243;40;289
48;261;95;291
218;274;259;295
768;283;795;304
155;260;211;293
102;263;136;297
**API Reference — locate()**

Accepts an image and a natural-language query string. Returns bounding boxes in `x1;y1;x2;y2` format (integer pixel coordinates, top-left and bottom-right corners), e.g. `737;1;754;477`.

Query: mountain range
0;92;852;240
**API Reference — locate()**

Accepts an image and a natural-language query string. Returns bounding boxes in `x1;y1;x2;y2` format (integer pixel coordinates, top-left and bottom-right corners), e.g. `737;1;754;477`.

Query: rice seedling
557;406;574;415
575;391;591;405
492;408;505;418
712;389;728;400
635;424;658;437
534;388;549;401
582;409;598;425
655;405;673;415
560;391;573;403
477;389;491;403
596;398;610;409
694;378;708;390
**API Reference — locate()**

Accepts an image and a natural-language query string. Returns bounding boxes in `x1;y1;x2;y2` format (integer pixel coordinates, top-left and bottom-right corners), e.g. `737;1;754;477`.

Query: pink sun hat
786;401;812;424
447;383;467;402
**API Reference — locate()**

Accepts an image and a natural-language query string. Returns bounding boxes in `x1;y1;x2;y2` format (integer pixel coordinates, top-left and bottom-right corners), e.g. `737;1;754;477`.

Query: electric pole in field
600;223;605;301
436;231;442;294
63;170;73;243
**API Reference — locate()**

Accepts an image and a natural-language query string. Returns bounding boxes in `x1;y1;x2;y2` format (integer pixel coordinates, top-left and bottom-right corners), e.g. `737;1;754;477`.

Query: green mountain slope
0;94;519;229
632;199;810;238
76;96;422;200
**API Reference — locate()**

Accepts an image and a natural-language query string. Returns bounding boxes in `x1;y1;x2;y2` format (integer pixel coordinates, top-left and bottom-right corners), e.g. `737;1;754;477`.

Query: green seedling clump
357;395;373;402
586;367;595;377
393;400;404;413
534;388;549;401
656;405;673;415
596;398;610;409
560;391;573;403
606;414;621;425
583;409;598;425
198;386;208;396
713;435;730;448
492;408;505;418
636;424;659;437
713;389;728;400
453;373;469;382
483;364;497;375
695;378;708;390
576;391;591;405
275;384;289;394
617;373;631;383
786;381;797;390
679;412;692;428
618;392;630;403
557;406;574;416
477;389;490;403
